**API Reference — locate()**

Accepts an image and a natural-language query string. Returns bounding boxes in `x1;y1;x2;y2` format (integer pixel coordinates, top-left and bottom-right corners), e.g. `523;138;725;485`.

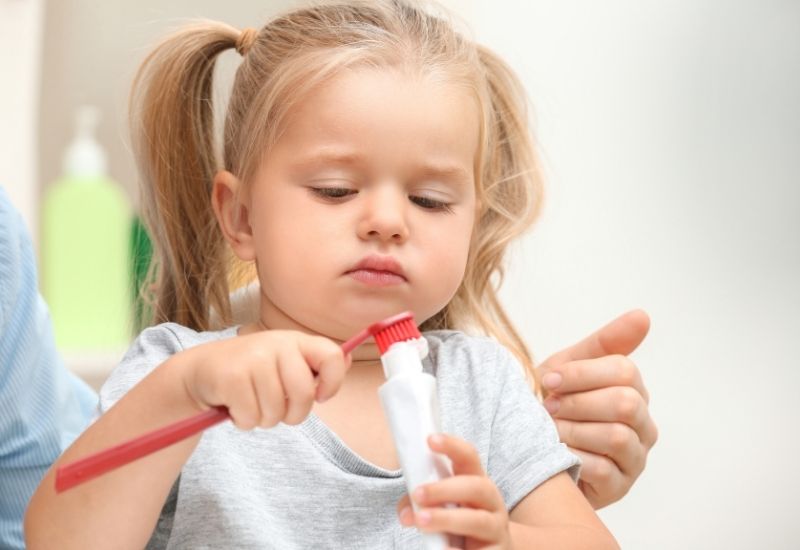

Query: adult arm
0;187;96;549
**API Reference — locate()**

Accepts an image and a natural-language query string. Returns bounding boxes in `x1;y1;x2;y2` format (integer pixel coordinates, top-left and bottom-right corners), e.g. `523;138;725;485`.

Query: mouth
346;255;407;286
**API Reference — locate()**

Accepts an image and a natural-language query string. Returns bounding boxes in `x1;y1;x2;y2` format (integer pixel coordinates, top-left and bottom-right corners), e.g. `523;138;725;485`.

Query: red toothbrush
55;312;421;493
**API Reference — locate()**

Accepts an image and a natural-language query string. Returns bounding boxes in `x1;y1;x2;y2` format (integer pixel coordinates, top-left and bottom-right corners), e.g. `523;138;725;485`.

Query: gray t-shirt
99;323;579;549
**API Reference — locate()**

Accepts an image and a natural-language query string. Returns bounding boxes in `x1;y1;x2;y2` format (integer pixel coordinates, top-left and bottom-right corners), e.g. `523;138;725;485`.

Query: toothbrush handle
55;406;229;492
53;329;366;493
56;311;416;492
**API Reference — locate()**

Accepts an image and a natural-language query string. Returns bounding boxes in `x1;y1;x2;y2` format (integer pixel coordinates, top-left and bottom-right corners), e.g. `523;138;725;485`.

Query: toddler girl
27;1;618;548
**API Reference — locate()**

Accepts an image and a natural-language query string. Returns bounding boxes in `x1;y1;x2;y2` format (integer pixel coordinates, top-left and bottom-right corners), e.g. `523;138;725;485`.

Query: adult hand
536;309;658;509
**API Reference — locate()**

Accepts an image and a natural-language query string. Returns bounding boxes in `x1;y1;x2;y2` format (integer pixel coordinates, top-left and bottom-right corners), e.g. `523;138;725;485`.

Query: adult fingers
571;448;629;509
541;354;649;403
539;309;650;371
554;419;646;479
543;386;657;447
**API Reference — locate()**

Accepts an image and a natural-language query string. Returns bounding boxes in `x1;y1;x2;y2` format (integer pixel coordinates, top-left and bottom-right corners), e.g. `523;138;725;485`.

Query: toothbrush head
368;311;423;354
340;311;423;355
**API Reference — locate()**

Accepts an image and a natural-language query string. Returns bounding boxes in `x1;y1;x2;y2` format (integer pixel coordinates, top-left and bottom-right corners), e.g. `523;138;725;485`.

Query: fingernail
399;506;413;526
413;487;425;504
416;510;431;526
315;386;329;403
542;372;562;390
429;434;444;446
544;397;560;414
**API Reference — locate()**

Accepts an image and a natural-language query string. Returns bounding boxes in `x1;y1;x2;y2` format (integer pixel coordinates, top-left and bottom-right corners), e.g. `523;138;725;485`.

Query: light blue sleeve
0;186;98;549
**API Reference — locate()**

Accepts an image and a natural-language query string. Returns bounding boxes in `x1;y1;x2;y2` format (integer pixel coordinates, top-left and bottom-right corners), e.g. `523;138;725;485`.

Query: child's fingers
297;334;349;403
428;434;484;476
278;347;317;425
412;475;504;512
223;369;263;431
313;353;350;404
411;506;506;543
396;498;414;526
250;351;287;428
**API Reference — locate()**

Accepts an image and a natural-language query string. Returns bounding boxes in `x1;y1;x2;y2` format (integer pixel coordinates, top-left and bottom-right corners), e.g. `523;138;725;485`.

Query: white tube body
378;341;452;550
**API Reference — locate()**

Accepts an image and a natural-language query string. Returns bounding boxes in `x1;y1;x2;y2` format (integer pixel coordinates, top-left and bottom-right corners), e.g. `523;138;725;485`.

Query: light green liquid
41;177;131;351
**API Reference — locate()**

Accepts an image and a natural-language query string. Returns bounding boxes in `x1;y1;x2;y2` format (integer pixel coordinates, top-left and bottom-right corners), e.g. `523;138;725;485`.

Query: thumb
539;309;650;372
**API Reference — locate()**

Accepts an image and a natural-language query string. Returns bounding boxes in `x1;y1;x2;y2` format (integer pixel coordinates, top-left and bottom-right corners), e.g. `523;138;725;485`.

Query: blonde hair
130;0;545;384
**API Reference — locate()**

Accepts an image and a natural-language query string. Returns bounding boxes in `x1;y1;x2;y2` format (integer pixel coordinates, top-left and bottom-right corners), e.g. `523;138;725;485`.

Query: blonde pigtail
448;44;546;387
129;20;242;330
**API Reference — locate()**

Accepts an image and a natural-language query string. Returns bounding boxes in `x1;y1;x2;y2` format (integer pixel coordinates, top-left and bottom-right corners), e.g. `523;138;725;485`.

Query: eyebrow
291;150;365;168
293;150;472;185
416;163;472;185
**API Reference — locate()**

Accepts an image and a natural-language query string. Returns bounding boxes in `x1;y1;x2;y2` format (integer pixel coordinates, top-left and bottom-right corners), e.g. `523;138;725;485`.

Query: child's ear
211;170;255;261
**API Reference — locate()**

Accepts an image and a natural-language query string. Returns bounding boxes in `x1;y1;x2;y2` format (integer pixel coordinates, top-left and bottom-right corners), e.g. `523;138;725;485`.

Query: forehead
268;66;481;176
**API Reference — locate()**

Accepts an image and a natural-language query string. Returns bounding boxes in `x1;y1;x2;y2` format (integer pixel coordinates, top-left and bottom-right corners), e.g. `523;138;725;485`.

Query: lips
346;255;407;286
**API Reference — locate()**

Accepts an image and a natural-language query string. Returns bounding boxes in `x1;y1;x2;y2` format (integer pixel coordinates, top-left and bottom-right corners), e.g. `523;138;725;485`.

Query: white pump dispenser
62;105;107;178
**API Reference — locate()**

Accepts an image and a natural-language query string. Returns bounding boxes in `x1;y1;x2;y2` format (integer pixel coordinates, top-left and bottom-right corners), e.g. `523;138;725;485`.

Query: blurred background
1;0;798;547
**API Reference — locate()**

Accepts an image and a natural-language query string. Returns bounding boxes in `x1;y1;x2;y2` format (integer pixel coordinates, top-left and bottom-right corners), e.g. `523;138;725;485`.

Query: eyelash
311;187;356;199
409;195;453;213
310;187;453;213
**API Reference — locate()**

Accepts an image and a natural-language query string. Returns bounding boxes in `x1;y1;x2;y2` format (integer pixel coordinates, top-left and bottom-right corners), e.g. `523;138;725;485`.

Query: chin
335;301;412;328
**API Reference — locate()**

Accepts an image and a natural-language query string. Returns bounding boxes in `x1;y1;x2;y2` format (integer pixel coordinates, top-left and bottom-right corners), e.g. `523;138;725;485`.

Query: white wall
472;1;799;548
0;0;43;240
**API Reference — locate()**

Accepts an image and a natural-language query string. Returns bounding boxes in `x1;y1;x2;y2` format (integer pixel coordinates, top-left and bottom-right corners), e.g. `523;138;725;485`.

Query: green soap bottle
41;106;131;352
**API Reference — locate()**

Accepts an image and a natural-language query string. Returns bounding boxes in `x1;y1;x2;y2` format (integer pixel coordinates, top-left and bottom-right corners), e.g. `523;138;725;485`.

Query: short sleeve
98;324;185;414
486;345;580;511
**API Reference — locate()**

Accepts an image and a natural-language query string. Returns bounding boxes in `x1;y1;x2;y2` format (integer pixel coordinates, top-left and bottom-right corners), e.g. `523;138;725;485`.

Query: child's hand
180;330;349;430
396;434;511;550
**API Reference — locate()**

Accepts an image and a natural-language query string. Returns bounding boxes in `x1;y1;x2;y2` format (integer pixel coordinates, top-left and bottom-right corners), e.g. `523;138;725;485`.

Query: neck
250;291;394;362
242;318;384;364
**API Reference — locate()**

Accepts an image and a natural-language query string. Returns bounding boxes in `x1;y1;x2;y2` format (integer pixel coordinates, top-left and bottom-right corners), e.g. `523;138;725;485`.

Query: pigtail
441;44;545;388
129;20;240;330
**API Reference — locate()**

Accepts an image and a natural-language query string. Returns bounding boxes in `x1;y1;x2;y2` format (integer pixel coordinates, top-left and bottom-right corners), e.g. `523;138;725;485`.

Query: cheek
451;210;476;267
413;238;470;324
252;204;344;287
253;189;335;247
446;238;472;287
426;218;474;291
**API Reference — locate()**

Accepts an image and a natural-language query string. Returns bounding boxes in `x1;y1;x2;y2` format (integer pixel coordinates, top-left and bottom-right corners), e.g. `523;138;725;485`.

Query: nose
357;185;409;244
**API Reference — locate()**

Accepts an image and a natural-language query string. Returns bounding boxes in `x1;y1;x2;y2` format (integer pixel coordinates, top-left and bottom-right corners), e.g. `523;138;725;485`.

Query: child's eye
410;195;453;213
310;187;357;200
